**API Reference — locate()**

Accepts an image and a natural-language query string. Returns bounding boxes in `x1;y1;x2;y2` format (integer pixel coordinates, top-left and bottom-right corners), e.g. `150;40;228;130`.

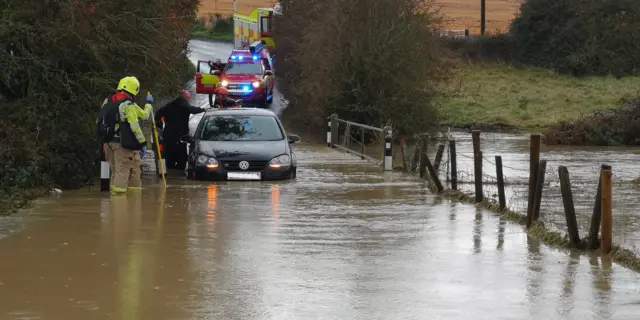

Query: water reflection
271;184;280;220
473;207;483;254
497;217;506;250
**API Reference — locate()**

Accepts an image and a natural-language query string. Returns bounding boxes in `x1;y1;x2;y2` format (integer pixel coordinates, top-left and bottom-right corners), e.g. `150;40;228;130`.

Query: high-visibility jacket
110;94;152;150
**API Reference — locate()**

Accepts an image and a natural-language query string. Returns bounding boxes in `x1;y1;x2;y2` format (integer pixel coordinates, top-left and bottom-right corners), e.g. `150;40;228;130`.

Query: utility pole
480;0;486;35
233;0;237;13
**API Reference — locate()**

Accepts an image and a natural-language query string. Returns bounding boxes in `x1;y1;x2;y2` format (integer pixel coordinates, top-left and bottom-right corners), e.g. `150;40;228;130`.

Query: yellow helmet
116;76;140;96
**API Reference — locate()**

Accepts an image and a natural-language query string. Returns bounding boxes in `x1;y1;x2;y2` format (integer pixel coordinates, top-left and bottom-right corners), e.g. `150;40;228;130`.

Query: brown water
1;145;640;319
428;132;640;250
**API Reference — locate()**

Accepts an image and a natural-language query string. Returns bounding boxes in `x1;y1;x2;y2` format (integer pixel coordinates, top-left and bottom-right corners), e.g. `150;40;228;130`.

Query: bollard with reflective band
326;120;331;147
100;144;110;192
383;127;392;171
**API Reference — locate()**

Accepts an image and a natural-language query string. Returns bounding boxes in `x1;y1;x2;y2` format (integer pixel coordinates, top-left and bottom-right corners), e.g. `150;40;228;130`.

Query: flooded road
185;40;287;115
2;145;640;319
427;131;640;250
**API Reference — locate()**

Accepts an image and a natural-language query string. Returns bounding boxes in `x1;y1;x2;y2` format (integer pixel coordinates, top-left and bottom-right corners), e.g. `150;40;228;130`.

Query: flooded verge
1;145;640;319
422;131;640;250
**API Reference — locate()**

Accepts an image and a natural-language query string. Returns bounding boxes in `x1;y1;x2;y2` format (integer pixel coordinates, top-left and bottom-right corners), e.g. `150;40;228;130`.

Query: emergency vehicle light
249;41;263;54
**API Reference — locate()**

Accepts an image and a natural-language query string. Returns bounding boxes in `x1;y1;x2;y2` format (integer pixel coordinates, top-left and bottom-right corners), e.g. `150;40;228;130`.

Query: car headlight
269;154;291;168
197;155;219;169
252;81;261;88
220;80;229;87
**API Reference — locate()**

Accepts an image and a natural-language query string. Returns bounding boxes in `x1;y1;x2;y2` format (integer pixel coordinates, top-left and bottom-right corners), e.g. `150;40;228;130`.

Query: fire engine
216;41;274;108
233;7;276;53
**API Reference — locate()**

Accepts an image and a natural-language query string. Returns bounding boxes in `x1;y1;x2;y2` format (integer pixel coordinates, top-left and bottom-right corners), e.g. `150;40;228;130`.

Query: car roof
203;108;277;117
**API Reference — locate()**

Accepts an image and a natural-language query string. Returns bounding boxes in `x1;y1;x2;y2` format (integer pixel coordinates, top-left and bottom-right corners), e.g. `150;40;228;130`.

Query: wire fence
394;130;640;251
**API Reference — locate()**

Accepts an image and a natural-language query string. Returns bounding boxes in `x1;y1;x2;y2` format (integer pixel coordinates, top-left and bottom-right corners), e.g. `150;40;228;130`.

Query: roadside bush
274;0;453;140
510;0;640;77
544;99;640;146
0;0;198;213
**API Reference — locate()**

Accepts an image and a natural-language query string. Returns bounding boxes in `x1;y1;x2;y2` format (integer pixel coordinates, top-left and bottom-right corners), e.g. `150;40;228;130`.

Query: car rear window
199;115;284;141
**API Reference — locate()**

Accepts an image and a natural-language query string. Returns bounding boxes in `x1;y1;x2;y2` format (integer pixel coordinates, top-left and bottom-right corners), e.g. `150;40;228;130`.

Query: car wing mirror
180;134;193;143
264;70;274;76
288;134;301;144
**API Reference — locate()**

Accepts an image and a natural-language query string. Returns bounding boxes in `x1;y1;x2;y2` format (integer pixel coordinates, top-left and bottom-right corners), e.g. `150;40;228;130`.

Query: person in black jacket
155;90;205;170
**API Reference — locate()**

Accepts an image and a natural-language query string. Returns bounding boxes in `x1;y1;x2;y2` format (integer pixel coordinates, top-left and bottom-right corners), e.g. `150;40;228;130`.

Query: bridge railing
326;114;393;171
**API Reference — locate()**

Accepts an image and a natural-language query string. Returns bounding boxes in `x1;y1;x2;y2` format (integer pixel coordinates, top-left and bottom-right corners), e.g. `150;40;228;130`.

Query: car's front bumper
193;165;294;181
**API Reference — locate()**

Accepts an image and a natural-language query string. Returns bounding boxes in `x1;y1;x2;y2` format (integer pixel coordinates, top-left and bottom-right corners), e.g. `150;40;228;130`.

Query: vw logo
238;161;250;170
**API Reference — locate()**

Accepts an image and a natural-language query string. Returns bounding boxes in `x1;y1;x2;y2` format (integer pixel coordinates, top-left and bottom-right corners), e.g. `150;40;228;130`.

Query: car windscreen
199;115;284;141
224;62;262;75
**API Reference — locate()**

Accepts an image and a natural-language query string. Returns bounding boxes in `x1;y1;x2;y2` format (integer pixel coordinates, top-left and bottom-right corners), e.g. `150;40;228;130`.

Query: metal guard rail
326;113;393;171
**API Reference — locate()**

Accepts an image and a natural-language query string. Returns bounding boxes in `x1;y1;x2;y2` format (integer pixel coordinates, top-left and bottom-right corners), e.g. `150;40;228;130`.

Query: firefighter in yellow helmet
101;76;153;194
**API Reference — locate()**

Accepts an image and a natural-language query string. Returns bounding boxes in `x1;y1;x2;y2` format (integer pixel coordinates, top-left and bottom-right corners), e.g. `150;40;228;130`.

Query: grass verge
438;62;640;131
0;188;49;216
438;188;640;272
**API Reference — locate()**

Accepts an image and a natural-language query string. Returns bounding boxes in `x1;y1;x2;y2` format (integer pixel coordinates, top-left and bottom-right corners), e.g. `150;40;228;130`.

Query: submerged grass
438;62;640;131
439;188;640;272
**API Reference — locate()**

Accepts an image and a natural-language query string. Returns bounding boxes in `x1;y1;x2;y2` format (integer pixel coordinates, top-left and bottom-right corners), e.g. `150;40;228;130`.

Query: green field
191;31;233;42
439;62;640;130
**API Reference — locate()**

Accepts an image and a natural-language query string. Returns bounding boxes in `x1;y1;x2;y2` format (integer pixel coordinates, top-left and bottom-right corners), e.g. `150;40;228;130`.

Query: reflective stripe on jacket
117;101;153;149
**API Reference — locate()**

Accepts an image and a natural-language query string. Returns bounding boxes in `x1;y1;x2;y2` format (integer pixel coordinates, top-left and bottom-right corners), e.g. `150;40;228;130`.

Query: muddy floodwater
428;132;640;250
1;145;640;319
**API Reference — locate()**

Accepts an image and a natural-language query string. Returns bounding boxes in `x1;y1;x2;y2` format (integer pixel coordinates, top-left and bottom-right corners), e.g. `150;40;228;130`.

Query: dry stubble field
198;0;521;33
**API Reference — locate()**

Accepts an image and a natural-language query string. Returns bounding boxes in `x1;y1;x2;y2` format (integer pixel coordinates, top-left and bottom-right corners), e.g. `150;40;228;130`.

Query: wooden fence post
400;138;408;170
411;139;420;173
449;140;457;190
526;134;541;228
601;165;612;254
361;129;366;160
588;165;606;249
419;138;428;179
495;156;506;210
434;144;445;172
330;114;339;148
558;166;581;248
472;130;482;202
531;160;547;223
425;156;444;193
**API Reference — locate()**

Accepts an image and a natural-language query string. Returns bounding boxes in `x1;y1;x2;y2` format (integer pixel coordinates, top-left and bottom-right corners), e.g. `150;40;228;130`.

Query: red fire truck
213;41;275;108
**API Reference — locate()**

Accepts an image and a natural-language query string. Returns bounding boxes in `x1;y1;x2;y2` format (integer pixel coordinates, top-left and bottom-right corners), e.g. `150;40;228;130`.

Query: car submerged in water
183;107;300;181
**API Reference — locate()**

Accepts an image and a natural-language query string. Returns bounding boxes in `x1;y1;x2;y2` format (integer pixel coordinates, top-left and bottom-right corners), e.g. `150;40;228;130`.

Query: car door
261;58;274;92
195;60;219;94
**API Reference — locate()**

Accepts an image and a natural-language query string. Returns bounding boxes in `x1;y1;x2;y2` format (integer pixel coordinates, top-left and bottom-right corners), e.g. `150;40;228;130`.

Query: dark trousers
164;139;188;170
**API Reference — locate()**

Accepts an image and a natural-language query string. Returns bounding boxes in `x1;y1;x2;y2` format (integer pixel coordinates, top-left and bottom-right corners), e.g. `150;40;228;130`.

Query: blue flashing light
231;55;236;60
242;85;251;92
252;55;259;61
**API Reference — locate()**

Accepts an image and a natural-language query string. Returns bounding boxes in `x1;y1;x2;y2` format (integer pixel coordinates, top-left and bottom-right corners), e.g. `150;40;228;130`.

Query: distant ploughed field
198;0;521;33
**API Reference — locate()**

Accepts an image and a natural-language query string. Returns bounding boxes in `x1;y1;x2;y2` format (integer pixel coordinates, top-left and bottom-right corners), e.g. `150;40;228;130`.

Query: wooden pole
400;137;407;171
419;138;428;179
588;165;606;249
449;140;457;190
558;166;581;248
411;139;421;173
526;134;541;228
434;144;445;172
600;166;612;254
495;156;506;210
472;131;482;202
531;160;547;223
425;156;444;193
330;114;338;148
361;129;366;160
